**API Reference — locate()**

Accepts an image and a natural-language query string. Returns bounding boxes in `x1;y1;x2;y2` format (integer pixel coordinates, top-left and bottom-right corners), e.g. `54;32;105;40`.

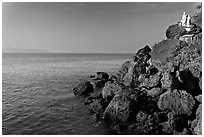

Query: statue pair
179;12;191;27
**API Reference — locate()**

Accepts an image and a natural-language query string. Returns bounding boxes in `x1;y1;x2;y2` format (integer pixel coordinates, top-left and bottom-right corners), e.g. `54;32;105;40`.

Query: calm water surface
2;53;133;135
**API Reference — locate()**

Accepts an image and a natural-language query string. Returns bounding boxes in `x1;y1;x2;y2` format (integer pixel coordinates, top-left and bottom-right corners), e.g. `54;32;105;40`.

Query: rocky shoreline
72;15;202;135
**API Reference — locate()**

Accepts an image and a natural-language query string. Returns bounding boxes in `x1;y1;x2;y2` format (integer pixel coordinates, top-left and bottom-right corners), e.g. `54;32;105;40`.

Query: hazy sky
2;2;200;53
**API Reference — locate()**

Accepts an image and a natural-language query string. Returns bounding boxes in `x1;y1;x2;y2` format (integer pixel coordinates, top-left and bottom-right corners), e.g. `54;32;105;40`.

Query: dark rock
94;79;106;88
88;99;105;114
191;104;202;135
187;23;202;35
96;72;109;81
73;81;94;96
179;69;201;96
128;112;161;134
157;89;196;116
166;23;186;39
103;94;135;122
173;128;192;135
135;45;152;63
115;61;134;82
136;111;148;122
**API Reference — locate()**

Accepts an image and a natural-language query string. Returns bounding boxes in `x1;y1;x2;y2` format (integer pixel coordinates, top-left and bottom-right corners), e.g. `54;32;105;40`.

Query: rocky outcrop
73;10;202;135
166;24;187;39
157;89;196;116
73;81;93;96
103;94;135;122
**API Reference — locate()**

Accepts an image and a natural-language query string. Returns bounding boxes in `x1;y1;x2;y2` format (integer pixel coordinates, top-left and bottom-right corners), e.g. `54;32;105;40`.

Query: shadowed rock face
103;94;135;122
73;11;202;135
73;81;94;96
166;24;187;39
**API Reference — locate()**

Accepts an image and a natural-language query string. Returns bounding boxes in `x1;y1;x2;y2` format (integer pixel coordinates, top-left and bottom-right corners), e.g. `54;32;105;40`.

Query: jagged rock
94;79;106;88
173;128;191;135
128;112;161;134
191;104;202;135
157;89;196;116
160;112;189;134
166;23;187;39
161;71;173;89
73;81;94;96
88;99;105;114
115;61;134;82
179;69;201;96
146;87;163;98
135;45;151;63
101;81;122;101
140;73;161;88
96;72;109;81
103;94;135;122
195;94;202;103
187;23;202;35
123;63;146;87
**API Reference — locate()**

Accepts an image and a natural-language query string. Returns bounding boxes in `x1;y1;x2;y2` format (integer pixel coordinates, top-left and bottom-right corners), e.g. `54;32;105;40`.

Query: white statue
180;12;187;26
186;15;191;27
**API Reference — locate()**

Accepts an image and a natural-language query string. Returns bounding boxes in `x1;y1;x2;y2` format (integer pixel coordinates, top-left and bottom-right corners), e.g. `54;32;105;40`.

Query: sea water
2;53;133;135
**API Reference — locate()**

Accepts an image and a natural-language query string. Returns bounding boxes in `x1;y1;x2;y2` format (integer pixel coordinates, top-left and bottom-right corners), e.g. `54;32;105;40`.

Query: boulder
146;87;163;98
103;94;135;122
96;71;109;81
191;104;202;135
166;23;186;39
73;81;94;96
101;81;122;101
115;61;134;82
161;112;189;134
140;73;161;88
123;62;146;87
161;71;173;89
157;89;196;116
88;99;105;114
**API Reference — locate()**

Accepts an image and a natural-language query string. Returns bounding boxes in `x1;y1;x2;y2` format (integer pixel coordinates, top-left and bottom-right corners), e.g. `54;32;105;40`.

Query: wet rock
88;99;105;114
157;89;196;116
103;94;135;122
191;104;202;135
73;81;94;96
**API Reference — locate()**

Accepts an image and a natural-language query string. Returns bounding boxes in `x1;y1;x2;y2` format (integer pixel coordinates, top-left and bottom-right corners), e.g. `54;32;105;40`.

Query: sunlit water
2;53;133;135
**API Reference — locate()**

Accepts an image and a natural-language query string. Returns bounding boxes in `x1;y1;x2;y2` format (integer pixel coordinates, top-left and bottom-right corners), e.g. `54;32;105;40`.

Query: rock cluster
73;17;202;135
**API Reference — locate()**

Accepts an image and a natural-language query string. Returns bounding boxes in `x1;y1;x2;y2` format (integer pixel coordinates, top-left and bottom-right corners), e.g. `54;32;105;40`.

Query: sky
2;2;200;53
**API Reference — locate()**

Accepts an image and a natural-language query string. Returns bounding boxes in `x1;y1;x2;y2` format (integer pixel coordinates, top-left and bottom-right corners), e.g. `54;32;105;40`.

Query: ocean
2;53;134;135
